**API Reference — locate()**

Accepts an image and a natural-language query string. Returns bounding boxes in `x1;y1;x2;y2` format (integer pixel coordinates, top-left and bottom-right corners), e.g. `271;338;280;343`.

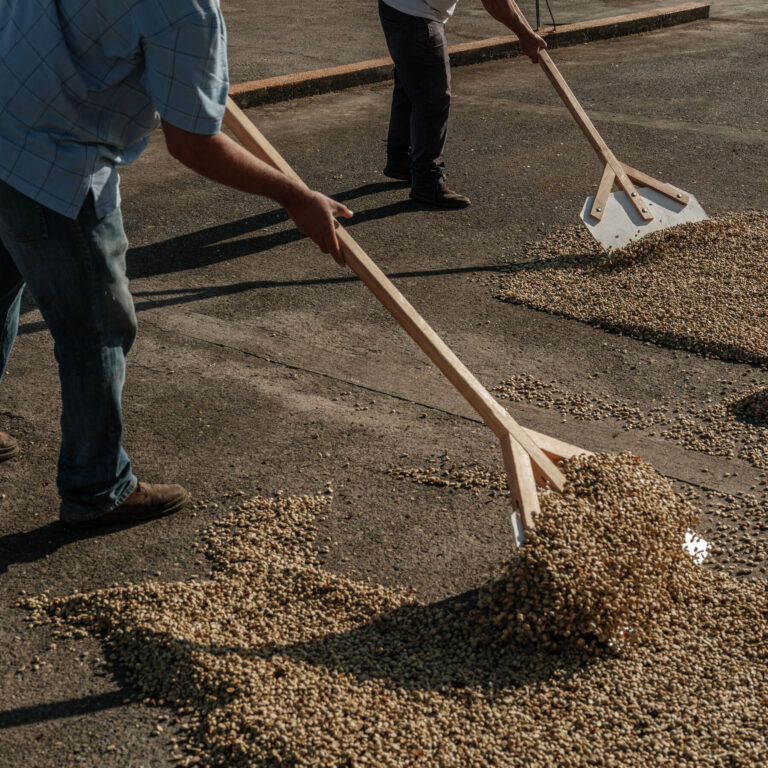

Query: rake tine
523;427;593;465
590;164;616;222
500;432;540;546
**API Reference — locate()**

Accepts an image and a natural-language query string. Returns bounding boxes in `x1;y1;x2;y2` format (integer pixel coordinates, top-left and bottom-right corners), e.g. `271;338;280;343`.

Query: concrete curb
230;2;709;109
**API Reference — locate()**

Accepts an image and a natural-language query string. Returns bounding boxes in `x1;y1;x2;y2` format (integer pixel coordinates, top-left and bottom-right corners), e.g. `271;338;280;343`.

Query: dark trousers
378;0;451;187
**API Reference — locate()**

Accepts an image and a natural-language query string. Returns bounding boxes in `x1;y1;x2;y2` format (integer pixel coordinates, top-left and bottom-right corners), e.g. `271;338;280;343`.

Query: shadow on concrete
0;522;122;575
0;690;127;729
17;179;494;335
17;259;507;337
726;388;768;426
18;262;510;338
126;180;419;280
126;260;508;311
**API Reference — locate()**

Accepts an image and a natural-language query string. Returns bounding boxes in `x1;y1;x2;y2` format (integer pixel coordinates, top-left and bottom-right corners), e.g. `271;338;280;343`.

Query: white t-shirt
381;0;459;23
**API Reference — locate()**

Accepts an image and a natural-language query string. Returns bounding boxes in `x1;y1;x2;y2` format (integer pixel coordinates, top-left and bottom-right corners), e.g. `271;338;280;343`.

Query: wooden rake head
501;428;593;547
502;0;709;252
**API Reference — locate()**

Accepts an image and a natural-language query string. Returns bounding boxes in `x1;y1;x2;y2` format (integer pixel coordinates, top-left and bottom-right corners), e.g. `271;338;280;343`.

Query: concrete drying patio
1;1;766;765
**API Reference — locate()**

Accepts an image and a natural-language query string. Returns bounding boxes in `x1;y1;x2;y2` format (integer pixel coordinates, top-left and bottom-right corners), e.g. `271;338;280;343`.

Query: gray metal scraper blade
580;186;708;251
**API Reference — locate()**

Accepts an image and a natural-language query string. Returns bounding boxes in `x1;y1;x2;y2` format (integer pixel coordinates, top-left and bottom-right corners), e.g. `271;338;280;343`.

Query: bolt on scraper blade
580;185;708;251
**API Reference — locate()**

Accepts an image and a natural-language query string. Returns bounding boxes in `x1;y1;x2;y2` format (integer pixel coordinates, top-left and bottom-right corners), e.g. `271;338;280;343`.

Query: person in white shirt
379;0;546;208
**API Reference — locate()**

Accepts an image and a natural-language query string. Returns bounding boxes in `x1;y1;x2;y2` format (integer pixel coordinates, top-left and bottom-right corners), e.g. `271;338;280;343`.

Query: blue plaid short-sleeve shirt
0;0;229;219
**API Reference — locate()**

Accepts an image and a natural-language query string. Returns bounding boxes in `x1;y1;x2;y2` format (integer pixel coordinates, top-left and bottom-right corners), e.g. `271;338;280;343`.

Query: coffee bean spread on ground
497;211;768;366
22;453;768;767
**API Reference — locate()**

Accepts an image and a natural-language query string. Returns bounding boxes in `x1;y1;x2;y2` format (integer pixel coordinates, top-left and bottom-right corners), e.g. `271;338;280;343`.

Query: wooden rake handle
223;97;566;493
507;2;652;222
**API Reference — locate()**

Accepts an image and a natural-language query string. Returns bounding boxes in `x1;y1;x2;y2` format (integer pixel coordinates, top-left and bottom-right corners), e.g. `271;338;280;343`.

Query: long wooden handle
223;97;566;492
509;3;651;220
536;51;648;220
507;0;613;164
536;50;619;168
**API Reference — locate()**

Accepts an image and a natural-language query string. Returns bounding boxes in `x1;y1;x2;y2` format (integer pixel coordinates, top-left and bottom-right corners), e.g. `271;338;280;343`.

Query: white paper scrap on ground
684;530;710;564
580;186;708;251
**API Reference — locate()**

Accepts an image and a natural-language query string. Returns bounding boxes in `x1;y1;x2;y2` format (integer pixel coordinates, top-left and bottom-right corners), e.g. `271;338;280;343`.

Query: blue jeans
0;179;138;521
378;0;451;187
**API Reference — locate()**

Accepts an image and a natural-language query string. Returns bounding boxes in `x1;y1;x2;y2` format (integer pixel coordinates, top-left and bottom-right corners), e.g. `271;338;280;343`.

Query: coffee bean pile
477;452;700;648
20;455;768;768
729;386;768;425
397;452;768;580
497;211;768;366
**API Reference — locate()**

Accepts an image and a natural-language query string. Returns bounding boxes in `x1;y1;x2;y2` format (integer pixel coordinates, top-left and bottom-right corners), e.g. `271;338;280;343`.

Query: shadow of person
16;193;421;337
126;180;416;280
17;180;487;336
0;521;124;574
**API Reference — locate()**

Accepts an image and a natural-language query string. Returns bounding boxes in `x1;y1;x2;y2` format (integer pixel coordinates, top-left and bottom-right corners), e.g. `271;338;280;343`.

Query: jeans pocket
0;181;49;243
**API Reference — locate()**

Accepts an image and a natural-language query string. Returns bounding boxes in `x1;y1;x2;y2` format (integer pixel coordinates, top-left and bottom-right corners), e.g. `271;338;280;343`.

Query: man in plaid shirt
0;1;352;528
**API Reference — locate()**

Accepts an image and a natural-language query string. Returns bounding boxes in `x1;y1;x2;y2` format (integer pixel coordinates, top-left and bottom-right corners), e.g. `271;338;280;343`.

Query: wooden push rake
509;1;708;250
224;98;592;546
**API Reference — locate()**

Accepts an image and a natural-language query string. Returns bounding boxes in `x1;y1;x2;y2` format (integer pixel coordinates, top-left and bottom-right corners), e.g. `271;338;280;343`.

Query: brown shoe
0;431;19;462
410;180;470;209
61;481;190;529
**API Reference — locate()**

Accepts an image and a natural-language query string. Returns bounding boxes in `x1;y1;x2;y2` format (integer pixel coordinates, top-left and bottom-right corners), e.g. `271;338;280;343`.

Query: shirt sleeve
141;5;229;135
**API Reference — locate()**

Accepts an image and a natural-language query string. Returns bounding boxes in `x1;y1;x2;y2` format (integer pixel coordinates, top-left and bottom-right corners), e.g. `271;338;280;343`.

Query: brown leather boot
0;431;19;462
61;481;190;529
410;180;470;209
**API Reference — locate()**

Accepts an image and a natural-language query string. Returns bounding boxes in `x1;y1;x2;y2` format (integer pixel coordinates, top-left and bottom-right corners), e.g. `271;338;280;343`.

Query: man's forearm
480;0;546;62
160;119;354;267
161;120;305;209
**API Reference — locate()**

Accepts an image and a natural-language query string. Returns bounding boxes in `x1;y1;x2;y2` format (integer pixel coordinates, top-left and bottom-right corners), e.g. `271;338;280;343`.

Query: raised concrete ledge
230;3;709;109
